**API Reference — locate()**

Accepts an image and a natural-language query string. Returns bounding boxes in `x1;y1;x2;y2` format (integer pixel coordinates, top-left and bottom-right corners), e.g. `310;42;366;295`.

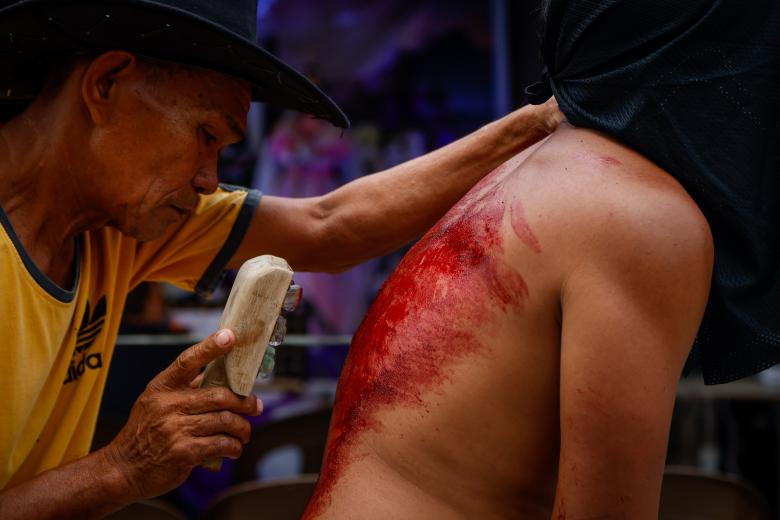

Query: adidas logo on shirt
63;296;107;385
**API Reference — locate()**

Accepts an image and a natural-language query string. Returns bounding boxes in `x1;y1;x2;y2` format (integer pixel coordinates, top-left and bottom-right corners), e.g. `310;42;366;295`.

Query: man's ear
81;51;138;125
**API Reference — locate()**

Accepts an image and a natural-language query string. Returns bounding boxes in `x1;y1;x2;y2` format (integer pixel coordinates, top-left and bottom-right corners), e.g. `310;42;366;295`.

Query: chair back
660;466;770;520
203;474;318;520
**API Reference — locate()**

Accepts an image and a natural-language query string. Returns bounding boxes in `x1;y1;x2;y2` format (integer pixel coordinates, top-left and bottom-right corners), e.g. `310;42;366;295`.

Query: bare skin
0;49;561;517
0;52;251;287
303;125;714;519
0;328;262;520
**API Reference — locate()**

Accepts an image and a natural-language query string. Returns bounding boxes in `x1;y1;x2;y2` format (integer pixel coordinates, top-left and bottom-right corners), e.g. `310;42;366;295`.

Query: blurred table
677;379;780;401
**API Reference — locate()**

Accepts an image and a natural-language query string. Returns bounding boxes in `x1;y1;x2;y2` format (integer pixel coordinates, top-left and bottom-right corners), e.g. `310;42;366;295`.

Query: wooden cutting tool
199;255;301;470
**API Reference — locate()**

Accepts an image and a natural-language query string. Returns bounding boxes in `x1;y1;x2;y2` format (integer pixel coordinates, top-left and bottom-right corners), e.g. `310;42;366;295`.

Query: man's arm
229;98;563;272
552;179;713;519
0;449;133;520
0;330;260;520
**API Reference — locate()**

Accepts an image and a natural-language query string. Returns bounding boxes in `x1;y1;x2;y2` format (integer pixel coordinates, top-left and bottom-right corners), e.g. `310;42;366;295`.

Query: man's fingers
156;435;244;468
190;372;205;389
187;435;245;464
187;411;252;444
541;95;566;133
182;387;262;416
155;329;235;388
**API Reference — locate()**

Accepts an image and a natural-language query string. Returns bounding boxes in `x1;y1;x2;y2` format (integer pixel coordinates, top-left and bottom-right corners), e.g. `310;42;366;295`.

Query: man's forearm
313;99;560;271
0;448;135;520
0;331;264;519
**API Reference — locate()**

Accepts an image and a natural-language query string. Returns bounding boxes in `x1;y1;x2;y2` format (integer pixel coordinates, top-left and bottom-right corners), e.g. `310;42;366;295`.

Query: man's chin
111;207;188;241
116;221;176;242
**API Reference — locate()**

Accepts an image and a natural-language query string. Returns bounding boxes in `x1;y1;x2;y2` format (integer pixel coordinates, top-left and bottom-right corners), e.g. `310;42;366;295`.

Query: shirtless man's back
302;125;713;519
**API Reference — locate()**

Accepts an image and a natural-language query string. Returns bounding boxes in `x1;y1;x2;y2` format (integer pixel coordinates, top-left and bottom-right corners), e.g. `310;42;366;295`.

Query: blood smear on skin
302;172;535;518
599;156;621;166
510;198;542;254
572;151;622;168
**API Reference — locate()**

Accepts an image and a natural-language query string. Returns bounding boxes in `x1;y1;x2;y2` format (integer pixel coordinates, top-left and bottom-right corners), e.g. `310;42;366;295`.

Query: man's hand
0;329;262;519
536;96;566;135
102;329;262;500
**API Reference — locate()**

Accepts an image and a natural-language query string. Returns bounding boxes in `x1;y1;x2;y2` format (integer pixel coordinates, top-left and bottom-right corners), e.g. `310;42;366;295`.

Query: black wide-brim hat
0;0;349;127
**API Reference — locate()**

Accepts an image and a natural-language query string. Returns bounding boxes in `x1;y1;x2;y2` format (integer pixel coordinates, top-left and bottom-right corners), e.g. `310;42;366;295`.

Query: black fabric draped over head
528;0;780;384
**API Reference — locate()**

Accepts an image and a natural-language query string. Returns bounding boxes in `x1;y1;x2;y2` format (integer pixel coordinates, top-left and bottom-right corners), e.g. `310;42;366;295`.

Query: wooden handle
199;255;294;470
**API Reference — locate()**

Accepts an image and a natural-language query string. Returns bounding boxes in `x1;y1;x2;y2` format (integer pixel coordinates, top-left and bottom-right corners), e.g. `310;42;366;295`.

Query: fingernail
216;329;232;346
255;397;264;415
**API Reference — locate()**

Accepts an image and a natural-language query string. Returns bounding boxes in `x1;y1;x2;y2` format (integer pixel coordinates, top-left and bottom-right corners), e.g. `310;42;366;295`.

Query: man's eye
201;127;217;145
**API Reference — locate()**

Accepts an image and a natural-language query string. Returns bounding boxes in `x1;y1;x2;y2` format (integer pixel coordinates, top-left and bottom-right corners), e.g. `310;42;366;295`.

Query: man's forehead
178;70;249;100
172;71;251;130
139;55;251;109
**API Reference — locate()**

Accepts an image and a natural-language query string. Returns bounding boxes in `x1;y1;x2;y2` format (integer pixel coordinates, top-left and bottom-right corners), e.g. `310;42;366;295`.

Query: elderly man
303;0;779;518
0;0;563;518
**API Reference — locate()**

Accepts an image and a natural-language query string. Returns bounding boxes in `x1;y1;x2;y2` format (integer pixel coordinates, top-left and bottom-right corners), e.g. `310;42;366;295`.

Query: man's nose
193;158;219;195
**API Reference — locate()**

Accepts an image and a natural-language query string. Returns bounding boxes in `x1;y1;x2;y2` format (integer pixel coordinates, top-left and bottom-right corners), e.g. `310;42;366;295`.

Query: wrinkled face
90;57;251;241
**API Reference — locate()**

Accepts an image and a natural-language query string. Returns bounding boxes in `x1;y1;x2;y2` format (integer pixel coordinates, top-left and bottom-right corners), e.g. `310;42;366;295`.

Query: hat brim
0;0;350;127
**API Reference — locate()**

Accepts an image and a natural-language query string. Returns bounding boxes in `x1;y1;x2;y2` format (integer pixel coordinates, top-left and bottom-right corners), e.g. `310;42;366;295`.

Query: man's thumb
156;329;235;388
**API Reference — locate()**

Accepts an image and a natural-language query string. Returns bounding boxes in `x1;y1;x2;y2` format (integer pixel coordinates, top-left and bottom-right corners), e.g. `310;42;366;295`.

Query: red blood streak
303;171;535;518
572;152;622;168
599;155;622;166
510;198;542;254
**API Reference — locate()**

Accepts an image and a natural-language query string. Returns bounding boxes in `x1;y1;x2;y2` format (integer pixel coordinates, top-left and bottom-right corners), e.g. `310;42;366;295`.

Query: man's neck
0;105;104;287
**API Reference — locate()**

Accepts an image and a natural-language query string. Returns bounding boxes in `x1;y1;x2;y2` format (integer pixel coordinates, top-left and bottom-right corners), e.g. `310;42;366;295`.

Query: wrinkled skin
104;329;262;498
78;53;251;241
0;53;260;517
0;51;251;288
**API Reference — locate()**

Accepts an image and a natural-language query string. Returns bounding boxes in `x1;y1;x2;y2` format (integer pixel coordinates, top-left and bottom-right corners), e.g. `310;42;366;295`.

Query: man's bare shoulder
505;127;715;519
504;125;713;292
